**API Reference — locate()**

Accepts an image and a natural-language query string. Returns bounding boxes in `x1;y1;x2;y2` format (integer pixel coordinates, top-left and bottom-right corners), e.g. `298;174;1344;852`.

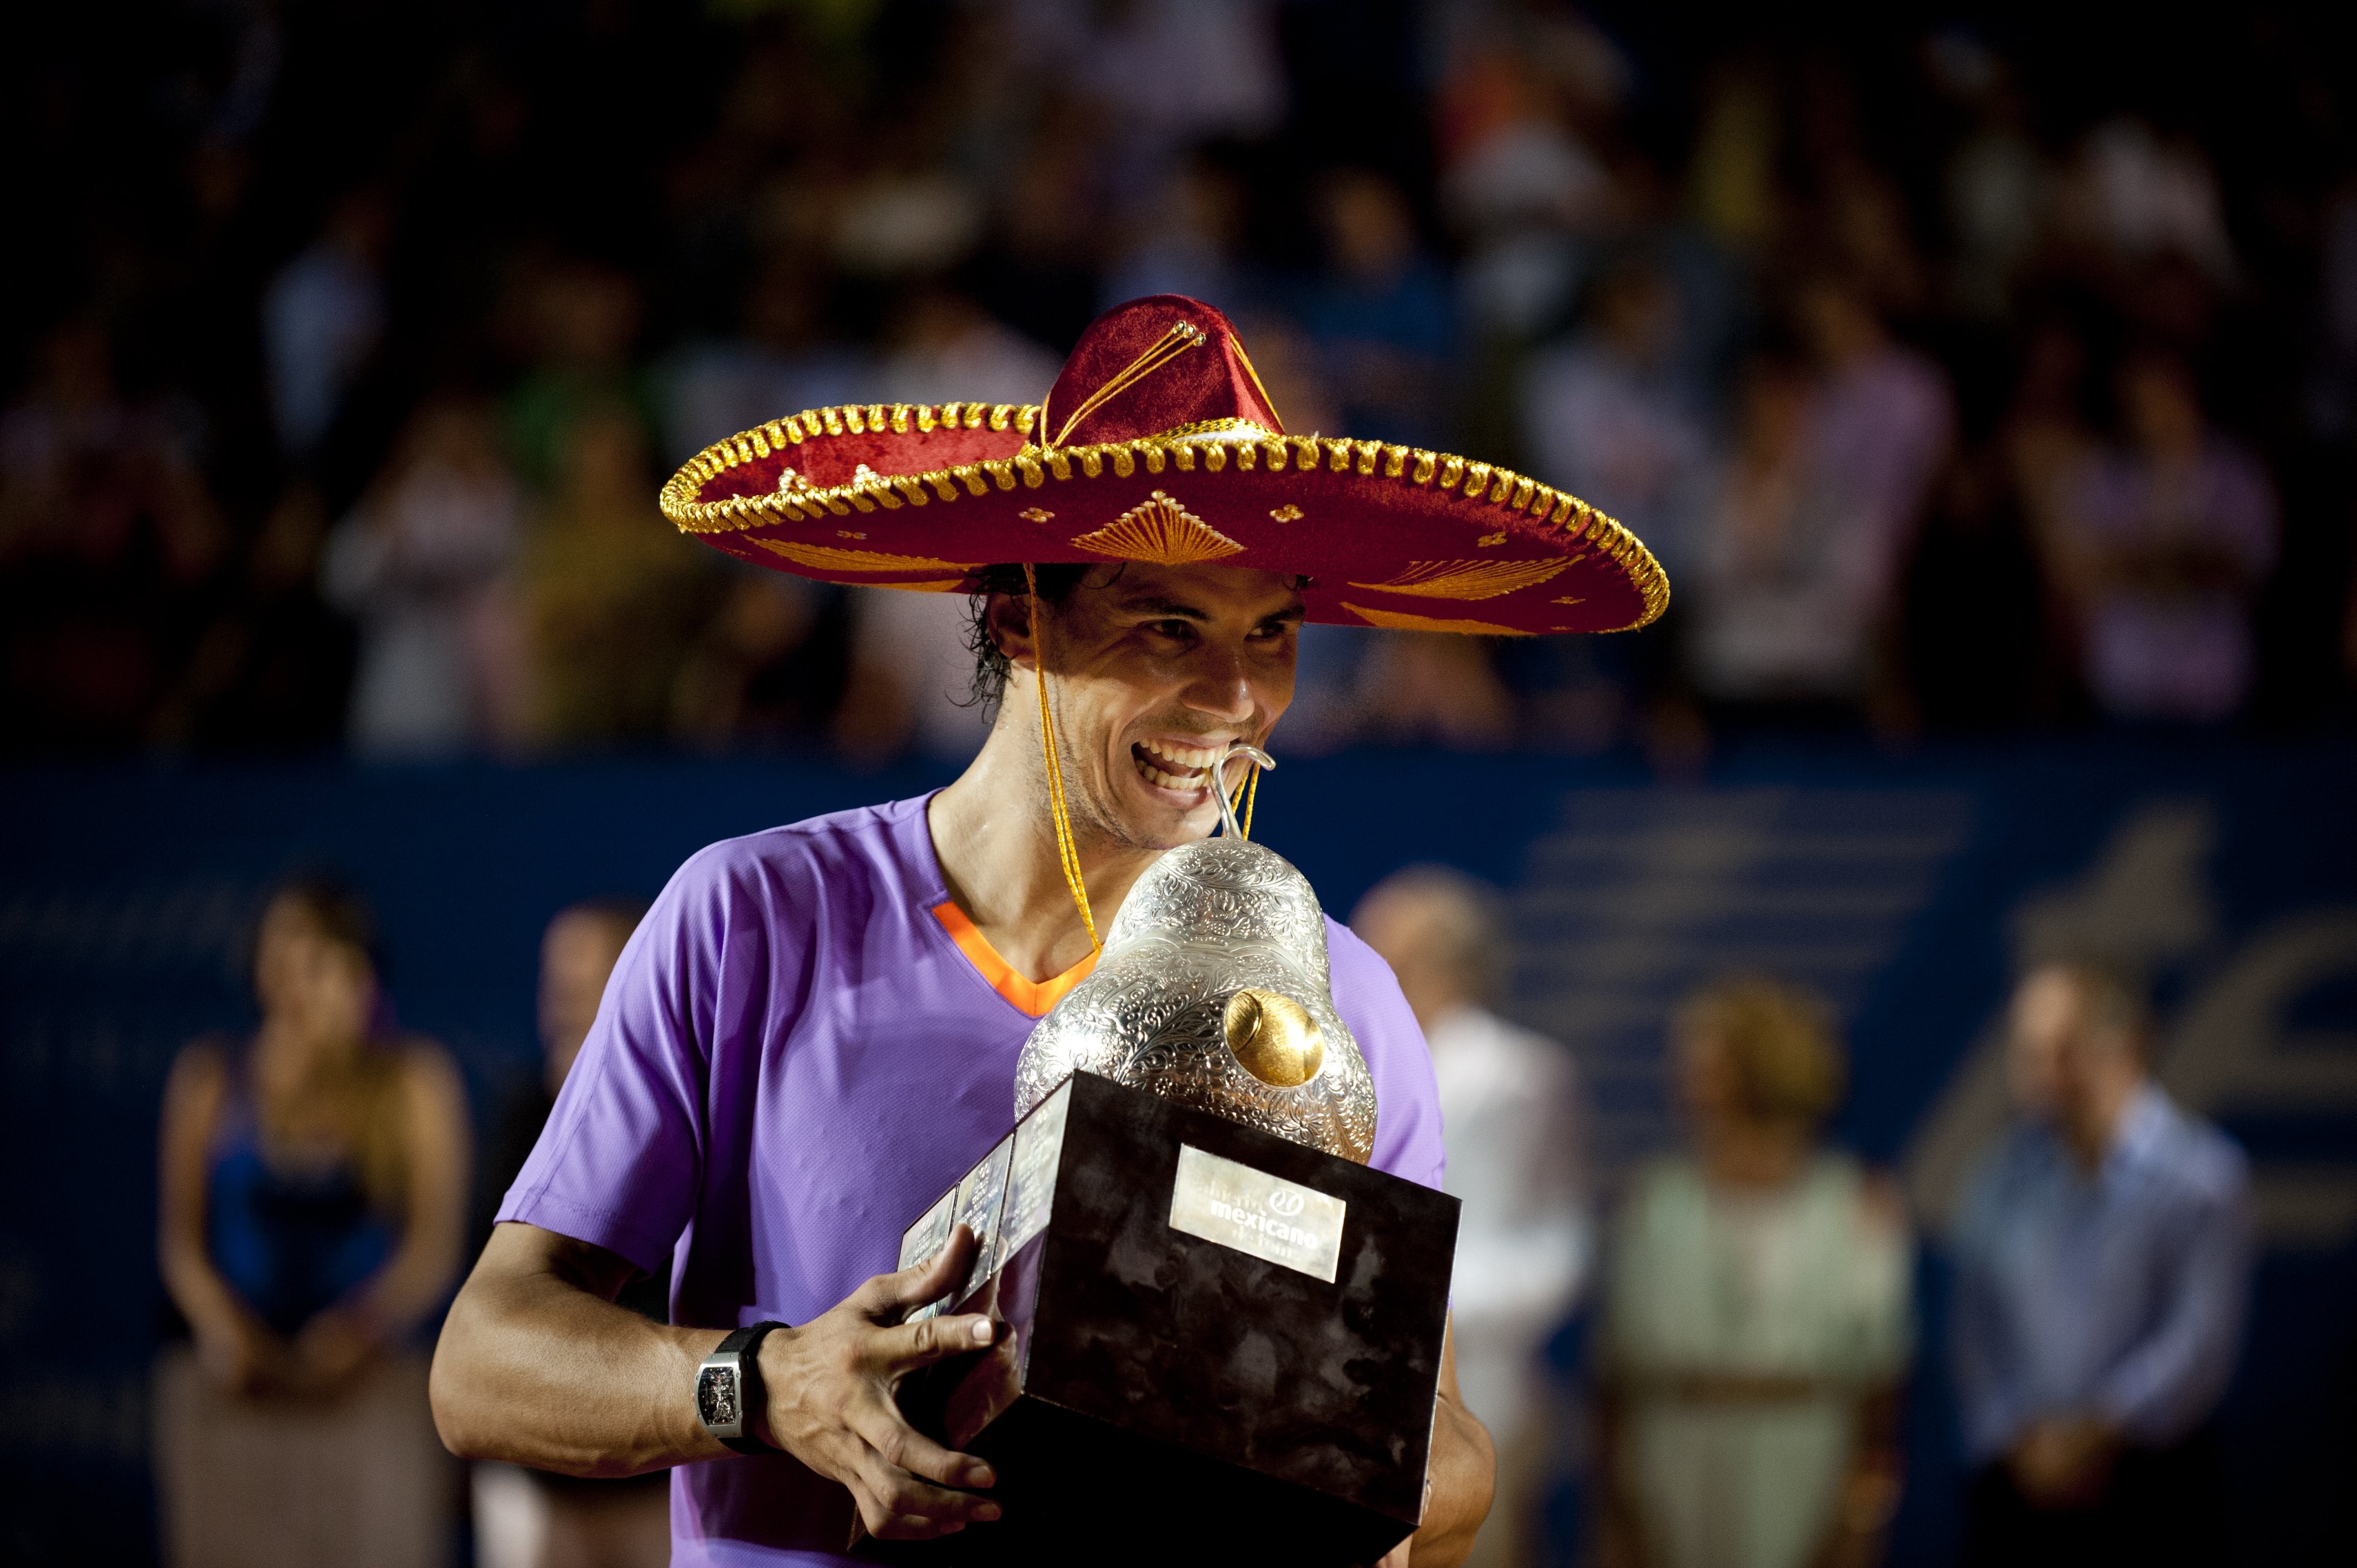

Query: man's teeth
1139;761;1205;790
1134;737;1227;791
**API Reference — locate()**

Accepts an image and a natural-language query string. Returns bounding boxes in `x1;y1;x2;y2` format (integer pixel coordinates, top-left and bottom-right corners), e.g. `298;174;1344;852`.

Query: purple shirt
498;793;1447;1566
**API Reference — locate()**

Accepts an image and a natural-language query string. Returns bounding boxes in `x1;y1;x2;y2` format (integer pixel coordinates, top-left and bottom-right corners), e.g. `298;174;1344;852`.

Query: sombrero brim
658;401;1667;636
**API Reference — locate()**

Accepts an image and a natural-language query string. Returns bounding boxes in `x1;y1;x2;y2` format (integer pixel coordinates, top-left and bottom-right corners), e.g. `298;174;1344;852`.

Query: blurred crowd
9;1;2357;764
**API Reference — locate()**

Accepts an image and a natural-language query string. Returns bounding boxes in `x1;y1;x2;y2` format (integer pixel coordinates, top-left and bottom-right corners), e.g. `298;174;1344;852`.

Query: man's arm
431;1220;1006;1539
1384;1317;1495;1568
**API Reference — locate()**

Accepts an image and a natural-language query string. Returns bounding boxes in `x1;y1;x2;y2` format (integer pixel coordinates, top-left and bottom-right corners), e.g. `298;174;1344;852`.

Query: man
472;901;670;1568
1951;960;2252;1567
430;295;1667;1566
1352;868;1591;1568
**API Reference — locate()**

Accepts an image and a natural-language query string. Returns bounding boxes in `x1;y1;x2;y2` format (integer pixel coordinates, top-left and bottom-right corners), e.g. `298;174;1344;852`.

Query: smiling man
429;296;1665;1568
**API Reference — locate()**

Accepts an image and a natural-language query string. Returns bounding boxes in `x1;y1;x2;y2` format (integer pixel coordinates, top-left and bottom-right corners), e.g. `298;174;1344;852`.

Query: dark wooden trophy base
860;1072;1459;1568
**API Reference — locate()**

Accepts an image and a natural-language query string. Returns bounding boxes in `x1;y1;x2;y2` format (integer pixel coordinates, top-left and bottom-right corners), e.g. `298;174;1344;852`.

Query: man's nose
1179;650;1257;723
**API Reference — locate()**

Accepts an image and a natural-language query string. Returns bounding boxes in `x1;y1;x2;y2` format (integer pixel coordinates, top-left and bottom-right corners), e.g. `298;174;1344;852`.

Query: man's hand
2008;1415;2121;1508
757;1225;1005;1541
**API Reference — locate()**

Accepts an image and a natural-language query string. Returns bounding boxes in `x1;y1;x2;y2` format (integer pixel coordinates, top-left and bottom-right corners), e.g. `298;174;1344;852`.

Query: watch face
697;1363;742;1432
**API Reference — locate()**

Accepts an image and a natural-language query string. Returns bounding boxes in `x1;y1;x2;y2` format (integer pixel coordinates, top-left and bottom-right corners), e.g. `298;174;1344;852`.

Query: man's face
1008;562;1303;851
2006;967;2123;1126
539;911;632;1085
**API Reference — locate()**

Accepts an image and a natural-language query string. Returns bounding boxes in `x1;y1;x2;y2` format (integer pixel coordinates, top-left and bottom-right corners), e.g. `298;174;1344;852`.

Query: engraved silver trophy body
1011;748;1378;1162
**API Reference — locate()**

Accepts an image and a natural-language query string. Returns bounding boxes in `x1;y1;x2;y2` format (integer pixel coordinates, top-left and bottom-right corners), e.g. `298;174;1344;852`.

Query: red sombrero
658;295;1666;636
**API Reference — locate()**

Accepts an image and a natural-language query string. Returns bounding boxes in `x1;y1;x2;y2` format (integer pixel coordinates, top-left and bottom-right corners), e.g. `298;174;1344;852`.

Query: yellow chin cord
1024;564;1101;954
1227;759;1258;839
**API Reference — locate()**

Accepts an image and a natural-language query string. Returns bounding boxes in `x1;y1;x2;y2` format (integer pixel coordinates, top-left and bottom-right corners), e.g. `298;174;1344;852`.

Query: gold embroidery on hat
1476;532;1507;546
1351;559;1567;601
1020;507;1054;523
1269;504;1304;523
1342;602;1531;636
1042;321;1208;452
1071;491;1244;565
750;540;981;573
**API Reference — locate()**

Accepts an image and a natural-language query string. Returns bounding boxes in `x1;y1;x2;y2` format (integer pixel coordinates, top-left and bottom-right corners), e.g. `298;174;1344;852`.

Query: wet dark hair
959;563;1097;713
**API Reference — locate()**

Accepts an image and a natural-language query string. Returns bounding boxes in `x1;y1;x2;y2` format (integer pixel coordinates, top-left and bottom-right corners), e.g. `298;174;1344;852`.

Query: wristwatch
696;1321;788;1454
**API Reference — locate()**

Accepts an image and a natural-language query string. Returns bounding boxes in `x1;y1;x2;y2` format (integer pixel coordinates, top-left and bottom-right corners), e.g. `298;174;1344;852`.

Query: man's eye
1149;620;1194;638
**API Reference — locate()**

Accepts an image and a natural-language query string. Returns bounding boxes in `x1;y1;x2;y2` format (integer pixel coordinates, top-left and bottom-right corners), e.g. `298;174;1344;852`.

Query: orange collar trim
930;902;1097;1019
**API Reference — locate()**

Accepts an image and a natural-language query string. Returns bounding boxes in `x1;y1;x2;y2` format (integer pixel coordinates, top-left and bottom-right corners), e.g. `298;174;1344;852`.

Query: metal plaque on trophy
868;767;1460;1568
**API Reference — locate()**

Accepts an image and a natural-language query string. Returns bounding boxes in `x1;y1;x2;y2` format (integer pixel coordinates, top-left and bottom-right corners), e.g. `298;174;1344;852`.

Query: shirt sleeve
1325;918;1447;1192
495;842;752;1275
2092;1144;2255;1444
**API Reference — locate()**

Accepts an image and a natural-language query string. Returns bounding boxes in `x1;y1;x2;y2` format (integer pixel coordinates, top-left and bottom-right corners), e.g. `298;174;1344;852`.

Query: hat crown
1038;296;1284;451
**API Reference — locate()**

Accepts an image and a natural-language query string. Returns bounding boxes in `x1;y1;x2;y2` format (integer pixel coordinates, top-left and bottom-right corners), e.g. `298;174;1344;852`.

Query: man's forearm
430;1225;729;1476
1408;1390;1496;1567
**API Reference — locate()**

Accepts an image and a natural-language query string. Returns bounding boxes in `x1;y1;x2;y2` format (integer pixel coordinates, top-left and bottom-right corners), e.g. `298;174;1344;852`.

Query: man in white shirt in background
1354;865;1593;1568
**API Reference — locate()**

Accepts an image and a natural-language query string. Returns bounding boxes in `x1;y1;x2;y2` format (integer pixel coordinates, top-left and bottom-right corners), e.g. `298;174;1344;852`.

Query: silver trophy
1011;746;1378;1163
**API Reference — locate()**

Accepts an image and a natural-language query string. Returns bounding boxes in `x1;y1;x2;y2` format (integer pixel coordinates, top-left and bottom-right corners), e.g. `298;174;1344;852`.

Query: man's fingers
851;1450;1002;1539
855;1225;978;1319
847;1391;997;1492
883;1309;1000;1375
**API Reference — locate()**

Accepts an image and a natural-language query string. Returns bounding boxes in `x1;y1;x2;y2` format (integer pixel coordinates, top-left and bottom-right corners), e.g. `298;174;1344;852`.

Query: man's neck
928;721;1167;984
2061;1067;2149;1173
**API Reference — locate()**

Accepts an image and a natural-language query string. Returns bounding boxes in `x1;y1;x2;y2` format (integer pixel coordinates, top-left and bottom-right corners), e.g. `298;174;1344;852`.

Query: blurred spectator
659;252;863;465
2307;178;2357;440
472;899;668;1568
1354;866;1591;1568
0;318;228;750
1689;282;1953;715
2056;118;2235;287
1599;977;1911;1568
323;395;527;758
154;879;469;1568
1932;40;2050;322
1011;0;1285;185
668;571;845;749
517;406;714;750
1999;320;2100;553
969;104;1108;352
1102;148;1255;317
872;282;1061;409
263;189;392;460
505;261;647;493
1279;626;1518;752
835;584;997;763
1302;168;1458;447
1521;257;1718;581
2042;350;2277;723
1950;961;2252;1567
1434;27;1624;342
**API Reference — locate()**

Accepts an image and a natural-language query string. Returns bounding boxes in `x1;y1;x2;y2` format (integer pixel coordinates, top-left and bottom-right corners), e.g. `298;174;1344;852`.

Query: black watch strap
696;1321;789;1455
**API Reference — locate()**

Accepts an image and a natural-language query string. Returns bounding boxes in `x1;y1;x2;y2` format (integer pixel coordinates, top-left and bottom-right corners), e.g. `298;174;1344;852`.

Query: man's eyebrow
1118;595;1213;621
1118;595;1308;625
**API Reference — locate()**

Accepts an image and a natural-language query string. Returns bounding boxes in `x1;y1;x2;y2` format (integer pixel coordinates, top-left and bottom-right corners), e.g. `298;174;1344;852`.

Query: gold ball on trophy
1223;989;1326;1088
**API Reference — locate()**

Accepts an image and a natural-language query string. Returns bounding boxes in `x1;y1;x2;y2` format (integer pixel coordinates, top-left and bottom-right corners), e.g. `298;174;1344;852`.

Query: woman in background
155;879;470;1568
1599;977;1912;1568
